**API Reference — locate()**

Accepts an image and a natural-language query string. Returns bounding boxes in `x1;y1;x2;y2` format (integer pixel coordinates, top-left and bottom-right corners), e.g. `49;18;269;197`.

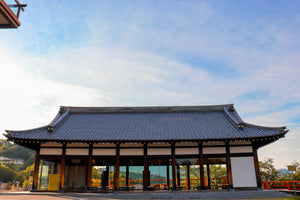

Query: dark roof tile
5;104;287;143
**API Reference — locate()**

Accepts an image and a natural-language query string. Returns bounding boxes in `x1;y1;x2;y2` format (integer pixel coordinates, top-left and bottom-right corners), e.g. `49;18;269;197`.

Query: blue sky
0;0;299;168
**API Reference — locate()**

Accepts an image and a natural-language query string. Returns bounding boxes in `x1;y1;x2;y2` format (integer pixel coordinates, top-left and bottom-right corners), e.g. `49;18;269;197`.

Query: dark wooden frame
32;140;264;192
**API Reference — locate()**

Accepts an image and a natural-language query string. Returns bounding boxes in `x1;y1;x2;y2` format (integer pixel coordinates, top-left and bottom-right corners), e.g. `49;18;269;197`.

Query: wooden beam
86;144;93;188
226;142;233;189
207;164;211;189
114;143;120;190
32;148;40;191
171;143;176;190
143;143;149;190
126;165;129;187
177;165;180;187
166;164;170;189
199;143;205;190
253;148;262;189
187;165;190;189
59;144;66;191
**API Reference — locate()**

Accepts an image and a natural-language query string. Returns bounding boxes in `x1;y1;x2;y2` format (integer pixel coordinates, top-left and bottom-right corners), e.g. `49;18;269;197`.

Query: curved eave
5;130;288;151
5;125;48;136
243;122;286;131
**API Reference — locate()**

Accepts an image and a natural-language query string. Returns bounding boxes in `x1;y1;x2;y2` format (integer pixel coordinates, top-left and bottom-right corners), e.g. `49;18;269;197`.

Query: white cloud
0;46;111;134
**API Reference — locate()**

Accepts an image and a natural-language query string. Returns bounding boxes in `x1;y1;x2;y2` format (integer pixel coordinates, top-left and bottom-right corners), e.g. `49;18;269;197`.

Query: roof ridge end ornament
48;108;70;133
223;106;244;130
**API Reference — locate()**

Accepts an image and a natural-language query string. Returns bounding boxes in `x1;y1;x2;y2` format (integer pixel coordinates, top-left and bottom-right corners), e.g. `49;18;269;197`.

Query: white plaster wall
40;148;62;155
148;148;171;155
230;146;253;153
120;148;143;156
175;148;199;155
93;149;116;156
202;147;226;154
65;148;89;156
231;156;257;187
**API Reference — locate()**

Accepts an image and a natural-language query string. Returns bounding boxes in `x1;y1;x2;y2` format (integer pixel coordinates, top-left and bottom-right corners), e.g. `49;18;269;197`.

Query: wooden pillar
225;142;233;189
126;165;129;187
177;165;181;187
143;143;149;190
114;143;120;190
171;143;176;190
187;165;190;189
87;144;93;189
59;144;66;191
32;147;40;191
166;164;170;189
199;143;205;190
253;147;262;189
207;164;211;189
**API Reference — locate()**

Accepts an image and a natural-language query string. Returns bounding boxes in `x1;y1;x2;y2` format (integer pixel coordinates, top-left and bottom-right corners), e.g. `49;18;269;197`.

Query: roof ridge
59;104;235;114
47;108;70;132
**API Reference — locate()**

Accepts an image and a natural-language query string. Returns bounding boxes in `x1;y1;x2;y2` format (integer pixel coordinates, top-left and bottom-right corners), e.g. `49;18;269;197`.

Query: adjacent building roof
0;0;20;28
0;0;26;28
4;104;288;149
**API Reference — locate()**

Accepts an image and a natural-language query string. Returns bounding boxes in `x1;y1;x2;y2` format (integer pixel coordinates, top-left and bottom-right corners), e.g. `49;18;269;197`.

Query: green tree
0;162;17;182
277;160;300;181
92;167;101;179
4;161;18;171
290;161;300;181
16;163;35;185
0;139;35;171
259;158;280;181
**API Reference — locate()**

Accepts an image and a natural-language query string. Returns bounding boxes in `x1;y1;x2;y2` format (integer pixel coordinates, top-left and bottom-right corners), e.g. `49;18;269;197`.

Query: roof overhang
0;0;22;28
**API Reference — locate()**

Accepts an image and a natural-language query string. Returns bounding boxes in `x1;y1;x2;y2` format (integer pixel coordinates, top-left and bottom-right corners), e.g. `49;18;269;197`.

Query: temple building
4;104;287;192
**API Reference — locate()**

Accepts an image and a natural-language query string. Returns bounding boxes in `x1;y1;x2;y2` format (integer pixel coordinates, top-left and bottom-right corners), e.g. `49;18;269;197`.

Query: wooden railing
92;177;228;189
262;181;300;190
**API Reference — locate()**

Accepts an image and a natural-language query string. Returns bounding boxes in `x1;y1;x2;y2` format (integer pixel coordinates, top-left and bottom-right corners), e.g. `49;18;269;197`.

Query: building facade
0;156;24;166
4;104;287;192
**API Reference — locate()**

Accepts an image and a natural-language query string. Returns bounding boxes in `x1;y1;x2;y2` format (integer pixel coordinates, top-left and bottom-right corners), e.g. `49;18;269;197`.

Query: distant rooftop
0;156;24;166
4;104;288;150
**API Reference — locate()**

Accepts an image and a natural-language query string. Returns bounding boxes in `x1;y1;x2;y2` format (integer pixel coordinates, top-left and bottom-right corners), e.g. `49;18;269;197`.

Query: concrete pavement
0;190;293;200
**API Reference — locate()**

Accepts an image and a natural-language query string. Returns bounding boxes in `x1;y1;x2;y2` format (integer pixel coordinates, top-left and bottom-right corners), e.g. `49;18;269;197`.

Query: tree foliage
16;164;35;184
0;139;35;186
0;139;35;170
0;162;17;182
259;158;300;181
259;158;280;181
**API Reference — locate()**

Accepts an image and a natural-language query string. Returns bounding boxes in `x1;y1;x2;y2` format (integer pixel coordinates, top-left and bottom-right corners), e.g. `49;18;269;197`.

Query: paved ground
0;190;294;200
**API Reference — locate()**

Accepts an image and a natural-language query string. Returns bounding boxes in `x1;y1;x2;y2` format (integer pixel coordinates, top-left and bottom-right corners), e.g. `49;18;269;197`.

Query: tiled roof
4;104;287;144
